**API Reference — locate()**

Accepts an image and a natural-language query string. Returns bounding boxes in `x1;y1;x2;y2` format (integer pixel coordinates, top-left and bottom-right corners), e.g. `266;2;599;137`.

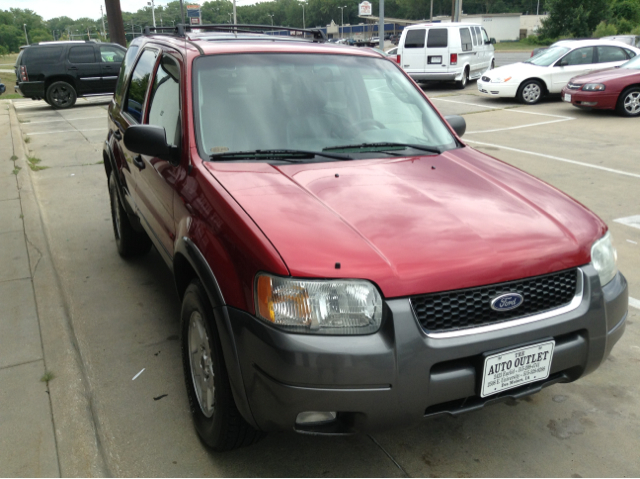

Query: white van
397;22;495;88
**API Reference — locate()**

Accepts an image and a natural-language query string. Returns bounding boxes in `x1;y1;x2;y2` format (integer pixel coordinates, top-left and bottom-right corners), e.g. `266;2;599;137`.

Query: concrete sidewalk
0;100;107;477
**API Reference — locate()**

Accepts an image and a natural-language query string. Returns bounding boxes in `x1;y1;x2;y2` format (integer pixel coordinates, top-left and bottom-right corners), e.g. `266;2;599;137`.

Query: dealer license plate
563;93;571;102
428;56;442;64
481;340;555;398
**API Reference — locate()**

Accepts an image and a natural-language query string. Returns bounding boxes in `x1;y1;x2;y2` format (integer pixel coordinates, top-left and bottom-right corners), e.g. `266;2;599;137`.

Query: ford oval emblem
490;293;524;312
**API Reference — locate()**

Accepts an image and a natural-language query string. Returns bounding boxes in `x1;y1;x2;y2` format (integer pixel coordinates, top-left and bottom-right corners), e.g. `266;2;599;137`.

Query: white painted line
465;140;640;180
627;239;638;244
630;297;640;310
26;128;105;136
467;118;573;134
132;368;145;380
431;97;575;119
24;116;105;125
614;216;640;230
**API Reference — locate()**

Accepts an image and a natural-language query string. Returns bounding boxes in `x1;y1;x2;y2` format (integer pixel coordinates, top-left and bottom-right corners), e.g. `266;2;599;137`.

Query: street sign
186;4;201;25
359;1;372;16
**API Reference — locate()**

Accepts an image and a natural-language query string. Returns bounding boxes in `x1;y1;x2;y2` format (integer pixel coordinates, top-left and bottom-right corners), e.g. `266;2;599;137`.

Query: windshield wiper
209;149;352;162
323;142;442;155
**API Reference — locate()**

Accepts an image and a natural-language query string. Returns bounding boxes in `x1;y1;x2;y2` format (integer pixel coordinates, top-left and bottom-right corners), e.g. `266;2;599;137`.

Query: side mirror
490;38;496;45
556;59;567;67
124;124;180;165
445;115;466;137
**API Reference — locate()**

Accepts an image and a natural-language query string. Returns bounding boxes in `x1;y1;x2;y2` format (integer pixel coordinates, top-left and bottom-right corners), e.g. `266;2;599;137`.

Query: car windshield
525;46;570;66
193;53;457;161
621;54;640;69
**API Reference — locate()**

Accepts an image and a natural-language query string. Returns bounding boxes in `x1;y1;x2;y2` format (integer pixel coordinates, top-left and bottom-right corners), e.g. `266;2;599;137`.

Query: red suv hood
572;67;640;83
204;148;604;298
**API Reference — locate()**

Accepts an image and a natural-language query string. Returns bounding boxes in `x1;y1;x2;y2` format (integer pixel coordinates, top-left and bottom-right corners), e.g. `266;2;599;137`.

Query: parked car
561;52;640;116
602;35;640;48
479;39;640;104
385;46;398;62
0;82;5;95
390;33;401;45
104;24;627;452
14;40;126;108
397;22;495;89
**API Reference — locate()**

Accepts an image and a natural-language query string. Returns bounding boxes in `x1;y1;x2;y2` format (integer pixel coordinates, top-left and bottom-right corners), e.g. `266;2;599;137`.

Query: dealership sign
359;1;372;16
186;4;202;25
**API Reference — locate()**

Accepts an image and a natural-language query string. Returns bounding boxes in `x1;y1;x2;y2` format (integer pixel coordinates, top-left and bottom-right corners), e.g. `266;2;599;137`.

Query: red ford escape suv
103;24;628;451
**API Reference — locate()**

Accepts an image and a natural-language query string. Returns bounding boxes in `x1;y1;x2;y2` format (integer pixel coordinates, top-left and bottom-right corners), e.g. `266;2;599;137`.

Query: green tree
540;0;610;38
0;23;21;51
593;21;617;37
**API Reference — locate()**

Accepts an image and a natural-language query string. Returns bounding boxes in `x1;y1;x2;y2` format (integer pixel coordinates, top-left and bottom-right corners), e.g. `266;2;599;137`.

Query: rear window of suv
24;46;63;64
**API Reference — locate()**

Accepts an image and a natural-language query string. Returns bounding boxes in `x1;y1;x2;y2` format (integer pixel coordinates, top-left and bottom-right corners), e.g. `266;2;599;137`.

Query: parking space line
614;216;640;230
466;118;573;134
465;140;640;180
25;116;105;125
27;128;105;136
630;297;640;310
431;97;575;119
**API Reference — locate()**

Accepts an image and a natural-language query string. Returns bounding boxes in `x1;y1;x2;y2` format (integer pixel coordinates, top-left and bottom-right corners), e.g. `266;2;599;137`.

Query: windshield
525;46;570;66
193;53;457;161
622;54;640;70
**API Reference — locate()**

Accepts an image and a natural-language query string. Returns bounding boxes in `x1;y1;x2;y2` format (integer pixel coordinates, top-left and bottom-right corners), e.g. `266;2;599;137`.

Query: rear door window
124;49;158;124
596;46;628;63
404;29;426;48
100;46;125;63
68;46;96;64
460;28;472;52
426;29;448;48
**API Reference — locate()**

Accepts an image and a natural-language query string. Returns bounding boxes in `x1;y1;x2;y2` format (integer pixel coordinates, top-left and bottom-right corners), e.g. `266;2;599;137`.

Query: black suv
15;41;126;108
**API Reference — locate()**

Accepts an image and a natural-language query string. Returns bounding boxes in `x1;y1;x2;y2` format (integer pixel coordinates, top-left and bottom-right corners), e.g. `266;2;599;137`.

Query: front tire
616;87;640;117
181;280;263;451
46;81;77;109
108;172;152;257
517;79;543;105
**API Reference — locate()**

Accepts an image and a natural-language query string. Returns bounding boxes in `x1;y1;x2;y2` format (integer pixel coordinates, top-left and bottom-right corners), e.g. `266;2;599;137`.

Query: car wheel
46;81;77;109
616;87;640;117
181;280;264;451
455;67;469;89
517;79;543;105
108;172;152;257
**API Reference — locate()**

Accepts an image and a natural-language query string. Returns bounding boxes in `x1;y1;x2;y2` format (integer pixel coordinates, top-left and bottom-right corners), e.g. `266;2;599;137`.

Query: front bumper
477;79;518;98
561;87;618;110
226;265;627;434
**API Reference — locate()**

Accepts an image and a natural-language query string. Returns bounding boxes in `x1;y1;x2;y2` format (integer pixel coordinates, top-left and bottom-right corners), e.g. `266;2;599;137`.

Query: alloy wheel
188;311;215;418
522;83;541;103
623;91;640;115
51;85;72;107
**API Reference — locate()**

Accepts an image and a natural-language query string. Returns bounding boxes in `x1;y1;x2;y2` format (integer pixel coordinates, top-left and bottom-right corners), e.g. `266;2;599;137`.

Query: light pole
301;2;305;29
100;5;107;37
228;12;232;23
338;6;346;39
148;0;156;28
23;24;29;44
268;14;274;26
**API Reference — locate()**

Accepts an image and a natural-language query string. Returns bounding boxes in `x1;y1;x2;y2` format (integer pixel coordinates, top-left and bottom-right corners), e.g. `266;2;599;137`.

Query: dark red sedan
562;54;640;116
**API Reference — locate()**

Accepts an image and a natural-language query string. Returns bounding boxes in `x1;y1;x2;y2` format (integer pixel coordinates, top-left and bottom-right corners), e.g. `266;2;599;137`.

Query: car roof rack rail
145;23;327;43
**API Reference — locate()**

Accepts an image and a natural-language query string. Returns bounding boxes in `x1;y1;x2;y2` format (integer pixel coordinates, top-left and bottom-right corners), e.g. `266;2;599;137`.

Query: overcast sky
1;0;258;21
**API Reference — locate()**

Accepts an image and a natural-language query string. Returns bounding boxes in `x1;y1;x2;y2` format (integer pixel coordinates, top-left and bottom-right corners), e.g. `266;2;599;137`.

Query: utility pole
338;6;346;39
104;0;127;47
430;0;434;21
148;0;156;28
301;2;305;29
100;5;107;38
233;0;237;24
379;0;384;47
23;24;29;45
179;0;186;25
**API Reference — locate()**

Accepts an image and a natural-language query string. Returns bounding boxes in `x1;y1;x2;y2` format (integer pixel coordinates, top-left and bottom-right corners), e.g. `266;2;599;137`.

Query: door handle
68;66;78;70
133;155;145;170
113;130;122;140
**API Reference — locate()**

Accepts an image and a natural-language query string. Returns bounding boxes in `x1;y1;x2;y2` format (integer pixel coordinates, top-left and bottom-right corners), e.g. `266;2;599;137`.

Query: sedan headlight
491;76;512;83
591;232;617;286
582;83;606;91
255;274;383;334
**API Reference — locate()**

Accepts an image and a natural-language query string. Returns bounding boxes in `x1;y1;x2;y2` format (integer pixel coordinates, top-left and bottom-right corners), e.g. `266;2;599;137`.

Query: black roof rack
143;24;326;43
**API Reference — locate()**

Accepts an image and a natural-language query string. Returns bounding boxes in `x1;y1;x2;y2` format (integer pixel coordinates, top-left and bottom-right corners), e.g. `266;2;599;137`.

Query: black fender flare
174;236;259;429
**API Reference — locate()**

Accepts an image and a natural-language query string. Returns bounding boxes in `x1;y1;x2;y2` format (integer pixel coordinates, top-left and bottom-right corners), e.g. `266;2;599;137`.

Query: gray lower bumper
408;72;458;82
225;265;627;434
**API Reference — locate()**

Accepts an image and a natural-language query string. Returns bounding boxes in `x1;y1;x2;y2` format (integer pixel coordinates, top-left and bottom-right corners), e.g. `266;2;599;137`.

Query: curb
9;102;111;477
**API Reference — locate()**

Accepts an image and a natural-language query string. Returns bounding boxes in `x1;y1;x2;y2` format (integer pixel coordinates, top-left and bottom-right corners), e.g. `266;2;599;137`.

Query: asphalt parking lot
5;61;640;476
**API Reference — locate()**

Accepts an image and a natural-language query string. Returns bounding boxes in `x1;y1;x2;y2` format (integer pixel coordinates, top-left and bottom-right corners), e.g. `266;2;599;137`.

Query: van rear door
401;29;426;72
425;28;450;73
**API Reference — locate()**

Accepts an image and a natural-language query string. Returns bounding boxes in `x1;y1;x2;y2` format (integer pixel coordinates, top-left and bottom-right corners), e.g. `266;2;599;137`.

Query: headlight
255;274;383;334
491;76;512;83
591;232;617;286
582;83;606;91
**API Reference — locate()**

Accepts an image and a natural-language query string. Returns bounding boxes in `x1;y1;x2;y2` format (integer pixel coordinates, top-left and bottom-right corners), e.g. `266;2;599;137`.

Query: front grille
481;76;491;82
410;269;578;333
567;83;582;90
